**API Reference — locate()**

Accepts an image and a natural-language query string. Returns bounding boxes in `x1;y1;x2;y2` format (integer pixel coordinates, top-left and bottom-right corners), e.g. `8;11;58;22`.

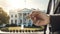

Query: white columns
21;13;24;29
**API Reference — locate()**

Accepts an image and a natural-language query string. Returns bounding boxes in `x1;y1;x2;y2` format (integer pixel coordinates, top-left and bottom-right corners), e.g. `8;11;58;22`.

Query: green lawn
1;26;44;32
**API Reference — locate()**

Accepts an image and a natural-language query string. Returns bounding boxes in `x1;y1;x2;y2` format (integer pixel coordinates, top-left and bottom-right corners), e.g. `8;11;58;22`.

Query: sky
0;0;49;13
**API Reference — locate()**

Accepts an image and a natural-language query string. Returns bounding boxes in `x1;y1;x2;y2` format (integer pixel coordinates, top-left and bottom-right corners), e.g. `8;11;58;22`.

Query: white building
9;8;34;26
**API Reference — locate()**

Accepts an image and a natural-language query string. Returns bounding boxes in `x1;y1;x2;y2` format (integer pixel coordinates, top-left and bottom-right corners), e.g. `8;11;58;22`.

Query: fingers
28;11;50;26
33;20;40;26
27;12;36;20
30;11;40;17
33;20;46;26
31;17;37;24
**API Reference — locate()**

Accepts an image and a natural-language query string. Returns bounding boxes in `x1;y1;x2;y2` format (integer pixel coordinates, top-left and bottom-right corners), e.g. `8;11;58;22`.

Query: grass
0;26;44;32
9;27;40;30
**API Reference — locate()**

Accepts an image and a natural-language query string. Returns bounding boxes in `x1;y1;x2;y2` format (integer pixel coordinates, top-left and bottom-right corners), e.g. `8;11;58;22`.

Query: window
20;19;22;24
11;20;13;23
23;18;26;24
19;13;22;16
15;14;17;18
11;15;13;18
29;20;32;24
24;13;26;15
23;13;26;17
15;20;17;24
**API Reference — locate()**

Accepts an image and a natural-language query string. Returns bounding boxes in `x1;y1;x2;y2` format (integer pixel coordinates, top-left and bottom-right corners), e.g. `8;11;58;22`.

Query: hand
29;10;50;26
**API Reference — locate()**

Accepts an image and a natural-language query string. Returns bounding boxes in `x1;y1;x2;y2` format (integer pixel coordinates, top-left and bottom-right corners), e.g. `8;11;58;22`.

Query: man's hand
29;10;50;26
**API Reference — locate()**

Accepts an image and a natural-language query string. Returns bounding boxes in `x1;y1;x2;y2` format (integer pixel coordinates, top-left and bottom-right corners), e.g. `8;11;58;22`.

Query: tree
0;7;9;24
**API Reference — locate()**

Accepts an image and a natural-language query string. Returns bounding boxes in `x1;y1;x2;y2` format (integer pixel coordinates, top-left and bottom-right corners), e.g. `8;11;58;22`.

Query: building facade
9;8;34;27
